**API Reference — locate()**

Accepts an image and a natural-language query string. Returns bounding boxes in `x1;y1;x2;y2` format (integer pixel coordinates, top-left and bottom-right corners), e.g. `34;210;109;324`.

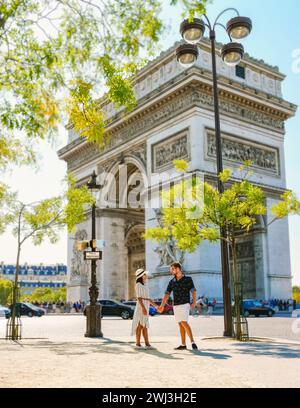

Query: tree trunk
10;244;21;340
231;237;242;340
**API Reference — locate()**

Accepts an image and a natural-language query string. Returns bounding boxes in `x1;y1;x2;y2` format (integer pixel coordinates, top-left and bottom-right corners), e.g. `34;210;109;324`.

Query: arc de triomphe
58;39;297;303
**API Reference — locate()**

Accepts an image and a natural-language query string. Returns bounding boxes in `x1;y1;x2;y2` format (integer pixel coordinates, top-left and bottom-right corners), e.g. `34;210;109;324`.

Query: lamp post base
85;304;103;338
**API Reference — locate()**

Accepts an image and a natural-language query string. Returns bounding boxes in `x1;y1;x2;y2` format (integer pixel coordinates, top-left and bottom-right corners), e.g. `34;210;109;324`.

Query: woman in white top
131;268;158;350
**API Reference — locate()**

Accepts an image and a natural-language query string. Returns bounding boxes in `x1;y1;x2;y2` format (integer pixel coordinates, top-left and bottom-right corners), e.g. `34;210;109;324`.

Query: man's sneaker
135;344;144;350
174;345;187;350
191;342;198;350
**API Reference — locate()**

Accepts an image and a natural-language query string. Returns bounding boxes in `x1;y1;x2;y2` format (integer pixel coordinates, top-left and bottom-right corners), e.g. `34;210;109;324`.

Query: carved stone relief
66;87;285;172
152;131;189;172
153;209;185;269
70;229;89;284
130;143;147;167
206;130;280;175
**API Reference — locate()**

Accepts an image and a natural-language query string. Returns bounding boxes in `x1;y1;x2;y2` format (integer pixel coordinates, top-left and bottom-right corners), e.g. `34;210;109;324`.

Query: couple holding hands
131;263;198;351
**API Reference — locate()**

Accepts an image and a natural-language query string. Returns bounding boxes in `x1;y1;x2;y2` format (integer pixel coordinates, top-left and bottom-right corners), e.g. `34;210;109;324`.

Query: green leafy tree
21;286;67;303
0;278;13;305
145;161;300;340
0;0;208;171
22;287;55;303
53;287;67;303
293;286;300;303
0;175;94;338
171;0;210;19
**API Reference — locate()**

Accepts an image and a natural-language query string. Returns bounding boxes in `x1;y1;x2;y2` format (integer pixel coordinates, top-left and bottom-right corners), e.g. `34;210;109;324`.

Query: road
1;314;300;388
1;313;300;342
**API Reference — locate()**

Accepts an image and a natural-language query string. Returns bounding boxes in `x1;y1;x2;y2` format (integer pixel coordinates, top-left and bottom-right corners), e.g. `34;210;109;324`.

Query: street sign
84;251;102;260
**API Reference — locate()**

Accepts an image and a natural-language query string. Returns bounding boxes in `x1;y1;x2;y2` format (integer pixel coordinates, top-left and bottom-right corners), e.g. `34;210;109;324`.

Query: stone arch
125;224;145;300
230;215;266;300
97;156;147;210
95;157;146;300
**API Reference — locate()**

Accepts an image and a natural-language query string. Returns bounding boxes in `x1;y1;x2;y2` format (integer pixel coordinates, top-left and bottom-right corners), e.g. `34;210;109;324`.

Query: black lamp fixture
177;8;252;69
87;170;102;196
85;170;103;338
221;42;244;66
226;16;252;40
176;43;199;68
176;8;252;338
180;18;206;44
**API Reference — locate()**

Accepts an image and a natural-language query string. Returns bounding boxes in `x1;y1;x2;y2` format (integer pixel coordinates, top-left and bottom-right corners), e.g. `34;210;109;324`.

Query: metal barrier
6;316;22;340
233;316;249;341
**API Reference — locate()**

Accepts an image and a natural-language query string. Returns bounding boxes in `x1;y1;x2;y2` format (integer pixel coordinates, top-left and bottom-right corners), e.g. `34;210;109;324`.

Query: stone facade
58;41;296;303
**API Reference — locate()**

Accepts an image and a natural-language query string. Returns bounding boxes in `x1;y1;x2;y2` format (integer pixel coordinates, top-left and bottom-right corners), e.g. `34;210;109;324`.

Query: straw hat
135;268;149;280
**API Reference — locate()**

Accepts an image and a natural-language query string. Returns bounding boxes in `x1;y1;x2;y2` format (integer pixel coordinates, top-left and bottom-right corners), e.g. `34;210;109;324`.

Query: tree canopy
0;278;13;305
0;175;95;243
21;287;67;303
0;0;209;171
145;161;300;254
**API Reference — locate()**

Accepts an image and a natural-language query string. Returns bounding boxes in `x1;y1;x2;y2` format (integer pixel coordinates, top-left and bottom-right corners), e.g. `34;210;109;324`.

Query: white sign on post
84;251;102;260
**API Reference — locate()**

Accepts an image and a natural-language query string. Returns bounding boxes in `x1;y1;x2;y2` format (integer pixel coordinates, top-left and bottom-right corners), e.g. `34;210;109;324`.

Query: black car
11;302;45;317
122;300;157;316
83;299;134;320
242;300;275;317
0;305;11;319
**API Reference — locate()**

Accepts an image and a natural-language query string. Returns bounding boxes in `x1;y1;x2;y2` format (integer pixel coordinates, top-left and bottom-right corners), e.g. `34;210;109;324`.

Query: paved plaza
1;315;300;388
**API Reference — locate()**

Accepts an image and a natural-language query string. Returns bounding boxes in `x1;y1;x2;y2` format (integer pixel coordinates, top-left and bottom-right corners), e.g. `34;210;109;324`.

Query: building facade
58;40;297;303
0;263;67;295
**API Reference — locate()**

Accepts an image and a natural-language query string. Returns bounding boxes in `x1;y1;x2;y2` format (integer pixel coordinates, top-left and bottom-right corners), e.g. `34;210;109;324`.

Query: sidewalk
1;335;300;388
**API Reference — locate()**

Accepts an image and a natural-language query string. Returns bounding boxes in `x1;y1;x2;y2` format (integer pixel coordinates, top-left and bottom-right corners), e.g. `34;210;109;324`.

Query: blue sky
163;0;300;285
0;0;299;285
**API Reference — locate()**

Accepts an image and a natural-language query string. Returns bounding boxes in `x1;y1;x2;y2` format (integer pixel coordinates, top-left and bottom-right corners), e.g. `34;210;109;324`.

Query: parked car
10;302;45;317
122;300;157;316
83;299;134;320
242;300;275;317
0;305;11;319
122;300;136;310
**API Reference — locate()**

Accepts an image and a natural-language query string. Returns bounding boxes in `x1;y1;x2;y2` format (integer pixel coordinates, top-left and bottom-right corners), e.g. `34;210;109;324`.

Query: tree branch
20;209;64;246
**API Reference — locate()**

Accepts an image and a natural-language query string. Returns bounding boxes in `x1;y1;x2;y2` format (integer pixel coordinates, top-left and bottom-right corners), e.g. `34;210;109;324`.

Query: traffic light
76;239;106;251
91;239;105;249
76;241;90;251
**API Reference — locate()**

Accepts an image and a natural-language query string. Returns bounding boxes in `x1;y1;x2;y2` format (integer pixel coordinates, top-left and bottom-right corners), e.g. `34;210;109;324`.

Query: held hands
157;305;164;314
142;307;148;316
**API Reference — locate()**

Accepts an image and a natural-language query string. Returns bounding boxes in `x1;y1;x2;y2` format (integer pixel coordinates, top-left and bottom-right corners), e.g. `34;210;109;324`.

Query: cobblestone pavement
0;315;300;388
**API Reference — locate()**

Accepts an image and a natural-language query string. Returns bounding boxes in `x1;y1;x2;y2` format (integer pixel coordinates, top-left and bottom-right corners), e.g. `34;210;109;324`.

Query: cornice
58;68;296;170
137;39;284;82
204;171;288;198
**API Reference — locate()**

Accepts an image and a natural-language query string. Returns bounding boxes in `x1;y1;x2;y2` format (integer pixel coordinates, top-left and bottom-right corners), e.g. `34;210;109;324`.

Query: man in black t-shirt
158;262;198;350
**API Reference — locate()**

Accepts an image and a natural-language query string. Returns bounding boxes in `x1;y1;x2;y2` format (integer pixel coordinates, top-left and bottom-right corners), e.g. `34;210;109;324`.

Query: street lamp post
176;9;252;337
85;171;103;338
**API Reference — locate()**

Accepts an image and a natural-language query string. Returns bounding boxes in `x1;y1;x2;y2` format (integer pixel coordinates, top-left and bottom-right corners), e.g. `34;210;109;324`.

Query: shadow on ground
3;338;298;360
0;337;232;360
232;342;300;359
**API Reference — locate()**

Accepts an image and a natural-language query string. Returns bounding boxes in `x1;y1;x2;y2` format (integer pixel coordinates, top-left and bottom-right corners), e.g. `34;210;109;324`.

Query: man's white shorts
173;303;190;323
